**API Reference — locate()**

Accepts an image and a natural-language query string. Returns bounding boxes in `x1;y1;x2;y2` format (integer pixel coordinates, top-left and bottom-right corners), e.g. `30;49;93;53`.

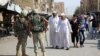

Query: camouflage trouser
32;32;45;53
16;34;28;55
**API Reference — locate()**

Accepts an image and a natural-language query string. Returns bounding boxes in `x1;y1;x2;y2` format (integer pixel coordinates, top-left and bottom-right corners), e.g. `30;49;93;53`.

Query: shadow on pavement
98;40;100;50
45;46;76;49
89;40;100;51
97;34;100;39
45;47;53;49
85;32;93;40
85;32;100;40
85;42;97;45
27;47;55;49
91;40;100;50
27;46;78;50
27;47;34;49
98;47;100;50
0;55;15;56
85;32;100;50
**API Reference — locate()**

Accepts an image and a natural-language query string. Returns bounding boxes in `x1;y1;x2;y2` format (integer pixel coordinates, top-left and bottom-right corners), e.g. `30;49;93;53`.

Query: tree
74;7;81;15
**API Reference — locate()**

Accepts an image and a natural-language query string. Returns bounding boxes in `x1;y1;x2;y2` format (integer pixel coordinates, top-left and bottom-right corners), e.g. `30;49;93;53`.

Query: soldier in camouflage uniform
30;12;48;56
14;14;29;56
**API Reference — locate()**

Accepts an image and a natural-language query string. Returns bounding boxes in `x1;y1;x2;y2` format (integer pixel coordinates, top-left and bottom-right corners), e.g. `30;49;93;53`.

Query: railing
0;27;6;37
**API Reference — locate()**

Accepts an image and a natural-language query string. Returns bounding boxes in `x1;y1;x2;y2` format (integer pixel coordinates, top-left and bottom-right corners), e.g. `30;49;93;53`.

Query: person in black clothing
90;15;99;39
70;15;80;48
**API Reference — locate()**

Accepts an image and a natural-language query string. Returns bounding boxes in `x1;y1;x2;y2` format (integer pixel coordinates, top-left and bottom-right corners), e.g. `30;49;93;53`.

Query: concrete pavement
0;33;100;56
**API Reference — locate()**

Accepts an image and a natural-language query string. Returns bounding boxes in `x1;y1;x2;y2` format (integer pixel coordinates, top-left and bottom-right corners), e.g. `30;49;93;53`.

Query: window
34;0;38;3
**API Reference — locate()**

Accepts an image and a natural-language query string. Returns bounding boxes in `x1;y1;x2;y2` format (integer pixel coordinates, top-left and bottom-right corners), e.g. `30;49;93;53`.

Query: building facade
89;0;98;12
54;2;65;15
80;0;89;14
81;0;100;14
13;0;54;13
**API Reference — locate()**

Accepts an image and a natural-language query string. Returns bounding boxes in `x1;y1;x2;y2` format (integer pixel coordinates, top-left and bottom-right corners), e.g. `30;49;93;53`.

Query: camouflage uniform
14;16;29;56
31;14;46;56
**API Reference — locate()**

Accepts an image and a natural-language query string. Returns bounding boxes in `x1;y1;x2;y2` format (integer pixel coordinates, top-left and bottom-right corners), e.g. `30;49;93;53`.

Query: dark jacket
91;18;99;27
70;19;79;33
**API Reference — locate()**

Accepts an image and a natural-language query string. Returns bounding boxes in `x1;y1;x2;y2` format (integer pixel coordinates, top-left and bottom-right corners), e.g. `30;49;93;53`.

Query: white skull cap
61;13;65;16
34;9;41;13
53;11;57;13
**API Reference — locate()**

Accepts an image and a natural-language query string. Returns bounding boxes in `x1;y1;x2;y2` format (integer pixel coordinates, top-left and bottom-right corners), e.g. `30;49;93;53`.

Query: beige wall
54;2;64;15
81;0;100;13
14;0;33;8
81;0;89;13
13;0;53;13
0;13;3;21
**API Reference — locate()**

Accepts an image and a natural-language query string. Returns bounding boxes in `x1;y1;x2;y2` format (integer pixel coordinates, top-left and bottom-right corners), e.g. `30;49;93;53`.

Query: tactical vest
31;15;45;32
14;18;26;32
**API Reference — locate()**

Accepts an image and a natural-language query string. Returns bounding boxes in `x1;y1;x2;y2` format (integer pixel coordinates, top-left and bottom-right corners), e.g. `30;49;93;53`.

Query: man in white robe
58;13;72;50
48;11;60;48
88;15;93;33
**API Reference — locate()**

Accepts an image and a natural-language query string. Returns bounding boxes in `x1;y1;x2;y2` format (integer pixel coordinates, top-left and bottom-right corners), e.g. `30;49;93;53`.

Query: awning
0;0;10;6
14;5;22;14
22;7;32;16
7;3;15;11
0;0;9;12
7;3;22;14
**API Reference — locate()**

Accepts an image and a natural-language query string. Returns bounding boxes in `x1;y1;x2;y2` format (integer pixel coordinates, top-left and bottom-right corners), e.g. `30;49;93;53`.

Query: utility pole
97;0;100;11
51;0;54;12
32;0;34;10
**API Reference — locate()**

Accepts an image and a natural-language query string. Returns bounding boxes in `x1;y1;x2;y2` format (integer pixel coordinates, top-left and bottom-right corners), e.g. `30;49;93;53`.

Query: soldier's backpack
14;18;25;32
31;15;45;32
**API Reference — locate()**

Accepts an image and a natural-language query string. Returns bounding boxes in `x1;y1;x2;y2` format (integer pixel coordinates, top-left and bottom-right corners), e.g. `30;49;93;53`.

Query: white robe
48;16;59;47
57;18;72;48
89;16;93;33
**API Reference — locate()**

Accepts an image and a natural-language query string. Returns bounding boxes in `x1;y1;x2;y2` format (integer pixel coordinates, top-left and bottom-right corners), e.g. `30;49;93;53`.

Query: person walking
88;15;94;33
14;14;29;56
58;13;72;50
30;11;48;56
90;15;99;39
79;15;86;47
48;11;60;48
70;15;80;48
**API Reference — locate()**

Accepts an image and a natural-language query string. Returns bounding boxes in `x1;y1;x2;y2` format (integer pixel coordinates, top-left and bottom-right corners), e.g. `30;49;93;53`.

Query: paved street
0;32;100;56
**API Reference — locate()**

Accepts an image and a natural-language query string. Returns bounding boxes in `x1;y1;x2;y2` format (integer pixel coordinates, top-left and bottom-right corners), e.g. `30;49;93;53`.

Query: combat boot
16;48;20;56
35;52;38;56
16;43;21;56
42;52;46;56
22;54;28;56
22;49;28;56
